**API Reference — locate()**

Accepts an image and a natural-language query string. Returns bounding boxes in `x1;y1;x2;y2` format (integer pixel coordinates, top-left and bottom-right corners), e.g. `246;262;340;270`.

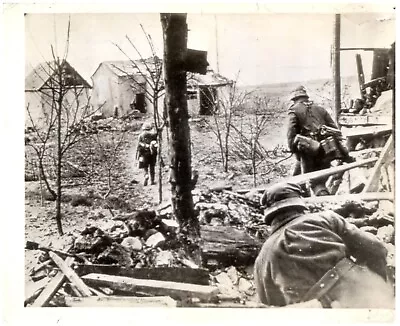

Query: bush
70;194;93;207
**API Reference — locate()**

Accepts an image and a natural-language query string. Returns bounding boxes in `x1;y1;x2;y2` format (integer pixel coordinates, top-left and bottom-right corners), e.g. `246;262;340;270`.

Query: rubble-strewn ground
24;82;395;307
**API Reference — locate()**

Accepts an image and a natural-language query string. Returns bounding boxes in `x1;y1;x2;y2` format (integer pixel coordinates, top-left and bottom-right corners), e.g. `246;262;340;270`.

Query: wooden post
333;14;341;125
160;13;198;236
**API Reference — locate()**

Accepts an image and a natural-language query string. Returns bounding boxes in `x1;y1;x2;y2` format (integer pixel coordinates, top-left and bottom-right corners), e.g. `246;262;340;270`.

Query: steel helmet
260;182;307;224
142;122;153;131
290;86;309;101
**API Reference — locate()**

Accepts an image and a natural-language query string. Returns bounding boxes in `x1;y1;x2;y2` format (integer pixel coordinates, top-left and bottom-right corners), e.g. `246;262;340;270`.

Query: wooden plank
49;252;92;297
303;192;394;204
64;296;177;307
236;157;378;194
342;126;391;139
25;277;50;305
339;114;392;126
31;257;74;307
75;265;210;286
363;135;394;193
82;273;219;302
349;147;383;157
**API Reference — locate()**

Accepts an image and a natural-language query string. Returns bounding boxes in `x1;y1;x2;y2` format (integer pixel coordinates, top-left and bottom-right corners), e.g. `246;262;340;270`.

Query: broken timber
25;277;50;306
75;264;210;285
31;257;74;307
49;251;92;297
342;125;392;139
303;192;394;204
339;114;392;126
363;135;394;193
64;295;177;307
81;273;219;302
236;157;378;194
200;225;262;267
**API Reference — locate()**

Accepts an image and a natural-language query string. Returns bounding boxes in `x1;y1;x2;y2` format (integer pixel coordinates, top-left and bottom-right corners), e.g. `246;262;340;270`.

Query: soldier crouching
254;182;394;308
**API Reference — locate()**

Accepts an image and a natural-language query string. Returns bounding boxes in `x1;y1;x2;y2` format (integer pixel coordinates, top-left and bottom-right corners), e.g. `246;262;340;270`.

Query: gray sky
25;12;395;86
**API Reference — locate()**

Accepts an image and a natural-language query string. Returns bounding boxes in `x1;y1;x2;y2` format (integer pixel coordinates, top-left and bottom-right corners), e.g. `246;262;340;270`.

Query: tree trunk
160;13;198;236
56;96;63;235
55;62;64;236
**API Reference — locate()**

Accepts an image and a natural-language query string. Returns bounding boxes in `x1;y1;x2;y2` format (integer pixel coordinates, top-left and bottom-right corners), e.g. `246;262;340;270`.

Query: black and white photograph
1;1;397;325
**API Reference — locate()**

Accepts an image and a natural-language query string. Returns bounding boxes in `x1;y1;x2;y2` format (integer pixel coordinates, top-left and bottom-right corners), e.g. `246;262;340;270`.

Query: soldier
287;86;350;196
254;182;394;308
136;122;158;186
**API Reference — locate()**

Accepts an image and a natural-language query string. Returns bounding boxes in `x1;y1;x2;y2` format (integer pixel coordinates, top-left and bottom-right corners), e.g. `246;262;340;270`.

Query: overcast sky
25;12;395;86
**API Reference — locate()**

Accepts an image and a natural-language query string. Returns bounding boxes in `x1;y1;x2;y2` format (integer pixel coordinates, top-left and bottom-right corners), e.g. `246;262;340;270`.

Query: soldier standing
136;122;158;186
287;86;351;196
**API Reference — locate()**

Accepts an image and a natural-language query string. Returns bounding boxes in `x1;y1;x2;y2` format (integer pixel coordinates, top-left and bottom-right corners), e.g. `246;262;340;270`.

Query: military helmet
142;122;153;131
290;85;309;101
260;182;307;224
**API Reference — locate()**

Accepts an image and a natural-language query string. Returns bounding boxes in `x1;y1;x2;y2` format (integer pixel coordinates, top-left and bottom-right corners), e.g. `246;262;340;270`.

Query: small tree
246;96;271;186
204;75;250;172
26;20;99;235
93;126;127;199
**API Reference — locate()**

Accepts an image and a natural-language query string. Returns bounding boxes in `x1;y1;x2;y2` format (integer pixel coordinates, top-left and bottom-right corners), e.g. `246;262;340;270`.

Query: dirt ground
24;102;294;280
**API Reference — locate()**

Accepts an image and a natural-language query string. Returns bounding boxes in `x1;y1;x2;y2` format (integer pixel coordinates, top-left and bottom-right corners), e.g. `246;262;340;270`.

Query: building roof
94;58;232;87
25;60;91;91
188;68;234;87
94;57;162;79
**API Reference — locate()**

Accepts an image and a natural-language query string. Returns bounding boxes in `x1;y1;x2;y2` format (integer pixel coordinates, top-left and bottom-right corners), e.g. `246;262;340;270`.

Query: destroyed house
90;57;163;118
25;60;92;127
187;68;234;115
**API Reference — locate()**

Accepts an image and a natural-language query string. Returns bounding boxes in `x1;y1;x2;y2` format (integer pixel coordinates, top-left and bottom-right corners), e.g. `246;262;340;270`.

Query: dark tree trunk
160;13;198;236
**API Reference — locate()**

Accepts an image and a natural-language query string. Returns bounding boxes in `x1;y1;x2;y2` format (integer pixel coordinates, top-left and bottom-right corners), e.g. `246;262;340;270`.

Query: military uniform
137;123;158;185
255;183;394;308
287;86;341;195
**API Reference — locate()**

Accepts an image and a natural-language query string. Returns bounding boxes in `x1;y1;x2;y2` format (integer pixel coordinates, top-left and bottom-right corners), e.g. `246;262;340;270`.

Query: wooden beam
363;135;394;193
201;225;261;267
25;277;50;305
339;114;392;127
31;257;74;307
64;296;177;307
75;265;210;286
303;192;394;204
342;126;392;138
340;47;389;51
333;13;341;124
349;147;383;157
236;157;378;194
82;273;219;302
49;252;92;297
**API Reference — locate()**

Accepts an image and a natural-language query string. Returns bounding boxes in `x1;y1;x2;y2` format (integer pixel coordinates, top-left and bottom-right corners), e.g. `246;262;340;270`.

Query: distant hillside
239;75;359;112
240;76;358;97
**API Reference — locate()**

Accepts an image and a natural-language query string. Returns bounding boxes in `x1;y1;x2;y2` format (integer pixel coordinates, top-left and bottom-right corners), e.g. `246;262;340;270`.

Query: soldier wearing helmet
287;86;347;196
137;121;158;186
254;182;394;308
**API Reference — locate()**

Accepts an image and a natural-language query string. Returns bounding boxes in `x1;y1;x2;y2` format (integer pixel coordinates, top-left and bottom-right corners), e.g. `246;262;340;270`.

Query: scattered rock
215;272;234;288
97;243;133;266
161;219;179;233
376;225;395;244
145;232;165;248
238;277;253;294
98;220;130;240
120;236;142;251
384;243;395;268
226;266;239;285
155;250;174;267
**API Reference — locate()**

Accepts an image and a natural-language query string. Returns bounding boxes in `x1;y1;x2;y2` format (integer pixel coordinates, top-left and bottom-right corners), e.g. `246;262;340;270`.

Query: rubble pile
25;181;395;307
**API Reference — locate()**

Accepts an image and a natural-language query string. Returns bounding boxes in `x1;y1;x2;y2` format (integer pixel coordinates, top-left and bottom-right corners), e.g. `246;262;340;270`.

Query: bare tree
113;28;166;203
26;20;99;235
204;76;251;172
93;127;127;199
